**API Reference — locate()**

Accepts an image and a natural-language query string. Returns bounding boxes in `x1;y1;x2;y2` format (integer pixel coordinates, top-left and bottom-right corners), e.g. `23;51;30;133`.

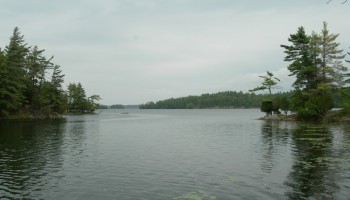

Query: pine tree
281;27;318;90
342;48;350;110
0;48;9;117
24;46;54;110
50;65;67;114
87;95;102;112
67;82;89;113
318;22;347;89
1;27;29;115
249;71;280;95
281;23;347;120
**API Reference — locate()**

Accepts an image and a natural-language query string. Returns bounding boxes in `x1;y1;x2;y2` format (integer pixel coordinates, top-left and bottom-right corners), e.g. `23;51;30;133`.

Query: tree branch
327;0;348;4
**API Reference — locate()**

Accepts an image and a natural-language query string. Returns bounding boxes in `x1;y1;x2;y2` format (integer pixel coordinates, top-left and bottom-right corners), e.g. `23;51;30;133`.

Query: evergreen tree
87;95;102;112
249;71;280;95
49;65;67;114
341;48;350;110
0;27;98;118
281;27;318;90
1;27;29;115
67;82;99;113
318;22;347;89
249;71;281;115
24;46;54;112
281;23;347;120
278;95;290;115
67;83;81;112
0;48;8;116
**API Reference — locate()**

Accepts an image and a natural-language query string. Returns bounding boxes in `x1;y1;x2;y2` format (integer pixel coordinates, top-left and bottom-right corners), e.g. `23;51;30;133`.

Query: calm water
0;109;349;200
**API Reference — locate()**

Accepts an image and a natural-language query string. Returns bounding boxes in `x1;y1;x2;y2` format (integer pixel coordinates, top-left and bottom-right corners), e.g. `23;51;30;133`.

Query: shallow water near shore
1;109;349;199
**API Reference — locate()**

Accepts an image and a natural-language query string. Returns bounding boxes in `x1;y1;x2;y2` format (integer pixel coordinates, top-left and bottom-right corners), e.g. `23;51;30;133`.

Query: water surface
0;109;349;199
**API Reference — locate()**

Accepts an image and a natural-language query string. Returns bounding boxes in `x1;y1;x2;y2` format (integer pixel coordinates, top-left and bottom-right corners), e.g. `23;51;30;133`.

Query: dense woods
0;27;100;119
139;91;290;109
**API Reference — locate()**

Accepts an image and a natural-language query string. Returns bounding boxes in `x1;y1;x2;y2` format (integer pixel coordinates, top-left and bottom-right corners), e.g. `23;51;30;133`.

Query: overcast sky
0;0;349;104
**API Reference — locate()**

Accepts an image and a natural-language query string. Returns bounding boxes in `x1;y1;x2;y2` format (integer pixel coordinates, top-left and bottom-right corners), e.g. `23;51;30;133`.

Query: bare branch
327;0;348;3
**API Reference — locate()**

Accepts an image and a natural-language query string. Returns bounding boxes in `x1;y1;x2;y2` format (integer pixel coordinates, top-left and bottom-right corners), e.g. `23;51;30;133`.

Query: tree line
0;27;100;119
251;22;349;121
98;104;126;109
139;91;288;109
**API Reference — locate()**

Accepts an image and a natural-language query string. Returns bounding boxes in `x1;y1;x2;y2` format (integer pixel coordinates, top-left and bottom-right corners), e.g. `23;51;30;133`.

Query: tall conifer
2;27;29;114
318;22;347;89
281;27;318;90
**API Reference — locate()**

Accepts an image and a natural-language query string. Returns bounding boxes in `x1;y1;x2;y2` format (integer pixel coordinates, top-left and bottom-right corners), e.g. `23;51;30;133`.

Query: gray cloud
1;0;349;104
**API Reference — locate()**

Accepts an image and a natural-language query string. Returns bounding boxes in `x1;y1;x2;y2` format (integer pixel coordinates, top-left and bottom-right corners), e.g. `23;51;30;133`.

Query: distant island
99;104;139;109
139;91;284;109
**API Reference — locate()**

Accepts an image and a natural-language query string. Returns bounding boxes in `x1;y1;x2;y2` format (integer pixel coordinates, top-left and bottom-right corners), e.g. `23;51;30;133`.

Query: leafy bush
261;99;273;116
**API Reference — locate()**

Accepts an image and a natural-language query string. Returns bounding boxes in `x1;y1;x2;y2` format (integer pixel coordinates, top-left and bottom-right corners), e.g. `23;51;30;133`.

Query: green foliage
281;22;347;121
249;71;280;95
0;27;29;115
67;83;101;113
140;91;264;109
0;27;98;119
260;99;273;116
88;94;102;112
186;103;195;109
341;86;350;111
281;26;318;90
275;95;290;114
296;91;333;121
110;104;125;109
318;22;347;88
250;71;283;114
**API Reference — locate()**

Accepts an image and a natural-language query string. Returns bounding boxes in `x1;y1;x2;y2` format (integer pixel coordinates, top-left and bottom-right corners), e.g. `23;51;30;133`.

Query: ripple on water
1;110;350;199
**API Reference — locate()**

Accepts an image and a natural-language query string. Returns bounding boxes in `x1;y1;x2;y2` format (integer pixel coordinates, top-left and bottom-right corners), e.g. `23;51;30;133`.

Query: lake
0;109;349;199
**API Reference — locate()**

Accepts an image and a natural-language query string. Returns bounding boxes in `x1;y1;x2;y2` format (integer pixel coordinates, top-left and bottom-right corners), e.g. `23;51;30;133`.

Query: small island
0;28;101;119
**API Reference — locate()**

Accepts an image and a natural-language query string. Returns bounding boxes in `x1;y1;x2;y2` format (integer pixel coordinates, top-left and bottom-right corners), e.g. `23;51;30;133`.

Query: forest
0;27;100;119
139;91;291;109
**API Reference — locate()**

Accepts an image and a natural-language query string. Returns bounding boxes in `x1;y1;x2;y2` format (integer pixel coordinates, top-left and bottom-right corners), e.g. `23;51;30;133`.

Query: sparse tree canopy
249;71;280;95
318;22;347;89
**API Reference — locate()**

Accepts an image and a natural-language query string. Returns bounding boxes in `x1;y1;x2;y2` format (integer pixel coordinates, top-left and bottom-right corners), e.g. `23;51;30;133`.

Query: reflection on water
0;120;66;199
259;121;291;173
286;125;333;199
286;124;350;200
0;110;349;199
258;121;350;200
